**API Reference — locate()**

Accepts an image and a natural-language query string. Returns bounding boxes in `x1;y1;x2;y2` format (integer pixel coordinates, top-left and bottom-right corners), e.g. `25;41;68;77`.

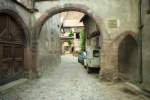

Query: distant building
60;11;84;54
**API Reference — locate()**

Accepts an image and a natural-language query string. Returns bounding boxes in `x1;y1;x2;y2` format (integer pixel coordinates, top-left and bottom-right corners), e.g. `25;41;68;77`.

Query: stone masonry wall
34;4;61;76
141;0;150;91
0;0;31;27
34;0;139;80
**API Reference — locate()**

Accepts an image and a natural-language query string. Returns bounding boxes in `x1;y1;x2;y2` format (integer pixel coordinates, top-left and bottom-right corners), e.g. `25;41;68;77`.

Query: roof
63;20;84;27
60;36;74;40
60;11;84;27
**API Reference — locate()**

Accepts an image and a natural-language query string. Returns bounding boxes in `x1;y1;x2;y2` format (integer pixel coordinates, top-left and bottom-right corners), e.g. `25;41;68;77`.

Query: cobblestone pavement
0;55;149;100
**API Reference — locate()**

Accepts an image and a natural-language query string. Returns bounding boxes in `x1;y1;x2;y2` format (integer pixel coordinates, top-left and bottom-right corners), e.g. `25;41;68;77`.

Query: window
93;50;99;57
76;33;80;39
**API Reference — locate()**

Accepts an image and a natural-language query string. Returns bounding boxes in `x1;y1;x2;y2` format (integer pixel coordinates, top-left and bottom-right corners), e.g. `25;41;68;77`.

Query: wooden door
0;14;24;85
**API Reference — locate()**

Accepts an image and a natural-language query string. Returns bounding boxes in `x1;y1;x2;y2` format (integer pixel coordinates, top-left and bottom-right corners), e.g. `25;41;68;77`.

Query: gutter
138;0;143;84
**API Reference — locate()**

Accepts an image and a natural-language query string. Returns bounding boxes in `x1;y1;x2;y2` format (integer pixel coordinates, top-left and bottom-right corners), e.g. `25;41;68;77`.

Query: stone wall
34;0;139;80
141;0;150;91
34;5;61;76
17;0;33;9
0;0;31;27
37;15;61;76
118;35;138;82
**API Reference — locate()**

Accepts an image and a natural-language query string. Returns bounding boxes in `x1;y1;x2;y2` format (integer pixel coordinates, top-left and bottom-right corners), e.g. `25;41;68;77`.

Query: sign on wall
106;17;120;33
107;19;118;29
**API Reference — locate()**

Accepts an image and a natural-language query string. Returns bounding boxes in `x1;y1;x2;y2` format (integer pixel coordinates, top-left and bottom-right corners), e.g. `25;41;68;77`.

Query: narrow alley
1;0;150;100
0;55;148;100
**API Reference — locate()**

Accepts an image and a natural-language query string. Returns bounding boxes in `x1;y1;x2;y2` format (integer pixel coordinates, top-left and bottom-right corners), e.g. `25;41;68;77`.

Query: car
85;48;100;73
78;51;86;65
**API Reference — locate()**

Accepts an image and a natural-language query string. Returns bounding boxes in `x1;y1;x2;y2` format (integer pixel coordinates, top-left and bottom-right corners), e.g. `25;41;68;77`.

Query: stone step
0;78;28;93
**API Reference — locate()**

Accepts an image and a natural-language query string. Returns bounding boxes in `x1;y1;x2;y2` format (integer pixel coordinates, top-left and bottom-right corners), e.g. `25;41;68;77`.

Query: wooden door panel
3;45;13;59
0;14;24;85
14;61;24;72
15;46;24;58
0;15;7;34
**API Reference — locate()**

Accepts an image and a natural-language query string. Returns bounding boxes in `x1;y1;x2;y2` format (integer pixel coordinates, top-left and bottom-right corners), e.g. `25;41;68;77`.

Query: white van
84;48;100;73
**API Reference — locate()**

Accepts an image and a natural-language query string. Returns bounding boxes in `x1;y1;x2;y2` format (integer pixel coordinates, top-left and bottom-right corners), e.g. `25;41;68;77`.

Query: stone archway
118;34;138;82
0;9;32;82
33;3;103;76
33;3;103;44
108;31;138;80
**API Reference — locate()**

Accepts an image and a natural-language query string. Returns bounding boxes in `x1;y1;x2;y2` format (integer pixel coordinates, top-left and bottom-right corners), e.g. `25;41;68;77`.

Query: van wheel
84;65;87;69
78;58;80;63
87;67;91;73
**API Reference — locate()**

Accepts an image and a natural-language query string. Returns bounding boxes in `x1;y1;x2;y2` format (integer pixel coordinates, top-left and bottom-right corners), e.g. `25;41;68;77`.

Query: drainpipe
138;0;143;84
33;0;35;9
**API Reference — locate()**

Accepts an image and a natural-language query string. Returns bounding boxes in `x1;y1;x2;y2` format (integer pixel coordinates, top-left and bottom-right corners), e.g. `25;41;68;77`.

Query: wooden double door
0;14;25;85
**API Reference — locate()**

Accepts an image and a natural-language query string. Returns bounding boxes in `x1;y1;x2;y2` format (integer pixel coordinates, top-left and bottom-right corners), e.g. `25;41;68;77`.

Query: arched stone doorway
0;9;30;85
118;34;138;82
33;3;103;76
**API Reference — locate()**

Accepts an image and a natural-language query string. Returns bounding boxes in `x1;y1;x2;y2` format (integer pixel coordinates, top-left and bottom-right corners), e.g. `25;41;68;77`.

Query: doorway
0;13;25;85
118;35;138;82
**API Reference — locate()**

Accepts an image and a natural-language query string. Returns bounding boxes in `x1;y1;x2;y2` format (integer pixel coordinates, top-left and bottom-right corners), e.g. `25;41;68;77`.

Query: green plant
80;30;86;51
68;31;74;37
67;40;72;46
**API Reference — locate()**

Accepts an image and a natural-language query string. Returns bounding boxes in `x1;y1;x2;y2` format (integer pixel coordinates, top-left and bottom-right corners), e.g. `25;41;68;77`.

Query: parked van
84;48;100;73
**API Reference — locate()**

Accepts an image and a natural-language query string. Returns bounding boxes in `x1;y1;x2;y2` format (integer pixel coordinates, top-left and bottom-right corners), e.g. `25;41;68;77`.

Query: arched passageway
118;35;138;82
0;10;29;85
33;3;102;44
33;3;103;76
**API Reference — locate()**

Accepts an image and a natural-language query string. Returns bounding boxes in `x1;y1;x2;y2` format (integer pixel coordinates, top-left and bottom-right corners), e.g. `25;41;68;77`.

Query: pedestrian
71;46;74;56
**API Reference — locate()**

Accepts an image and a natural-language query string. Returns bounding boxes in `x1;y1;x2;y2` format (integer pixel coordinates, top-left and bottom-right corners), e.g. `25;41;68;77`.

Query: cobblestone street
1;55;149;100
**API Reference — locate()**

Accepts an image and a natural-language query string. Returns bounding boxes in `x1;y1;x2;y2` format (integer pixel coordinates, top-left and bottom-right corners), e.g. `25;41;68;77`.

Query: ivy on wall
80;30;86;51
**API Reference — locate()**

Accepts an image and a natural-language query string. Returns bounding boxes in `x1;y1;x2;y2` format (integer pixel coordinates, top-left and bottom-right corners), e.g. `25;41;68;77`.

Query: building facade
0;0;150;92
